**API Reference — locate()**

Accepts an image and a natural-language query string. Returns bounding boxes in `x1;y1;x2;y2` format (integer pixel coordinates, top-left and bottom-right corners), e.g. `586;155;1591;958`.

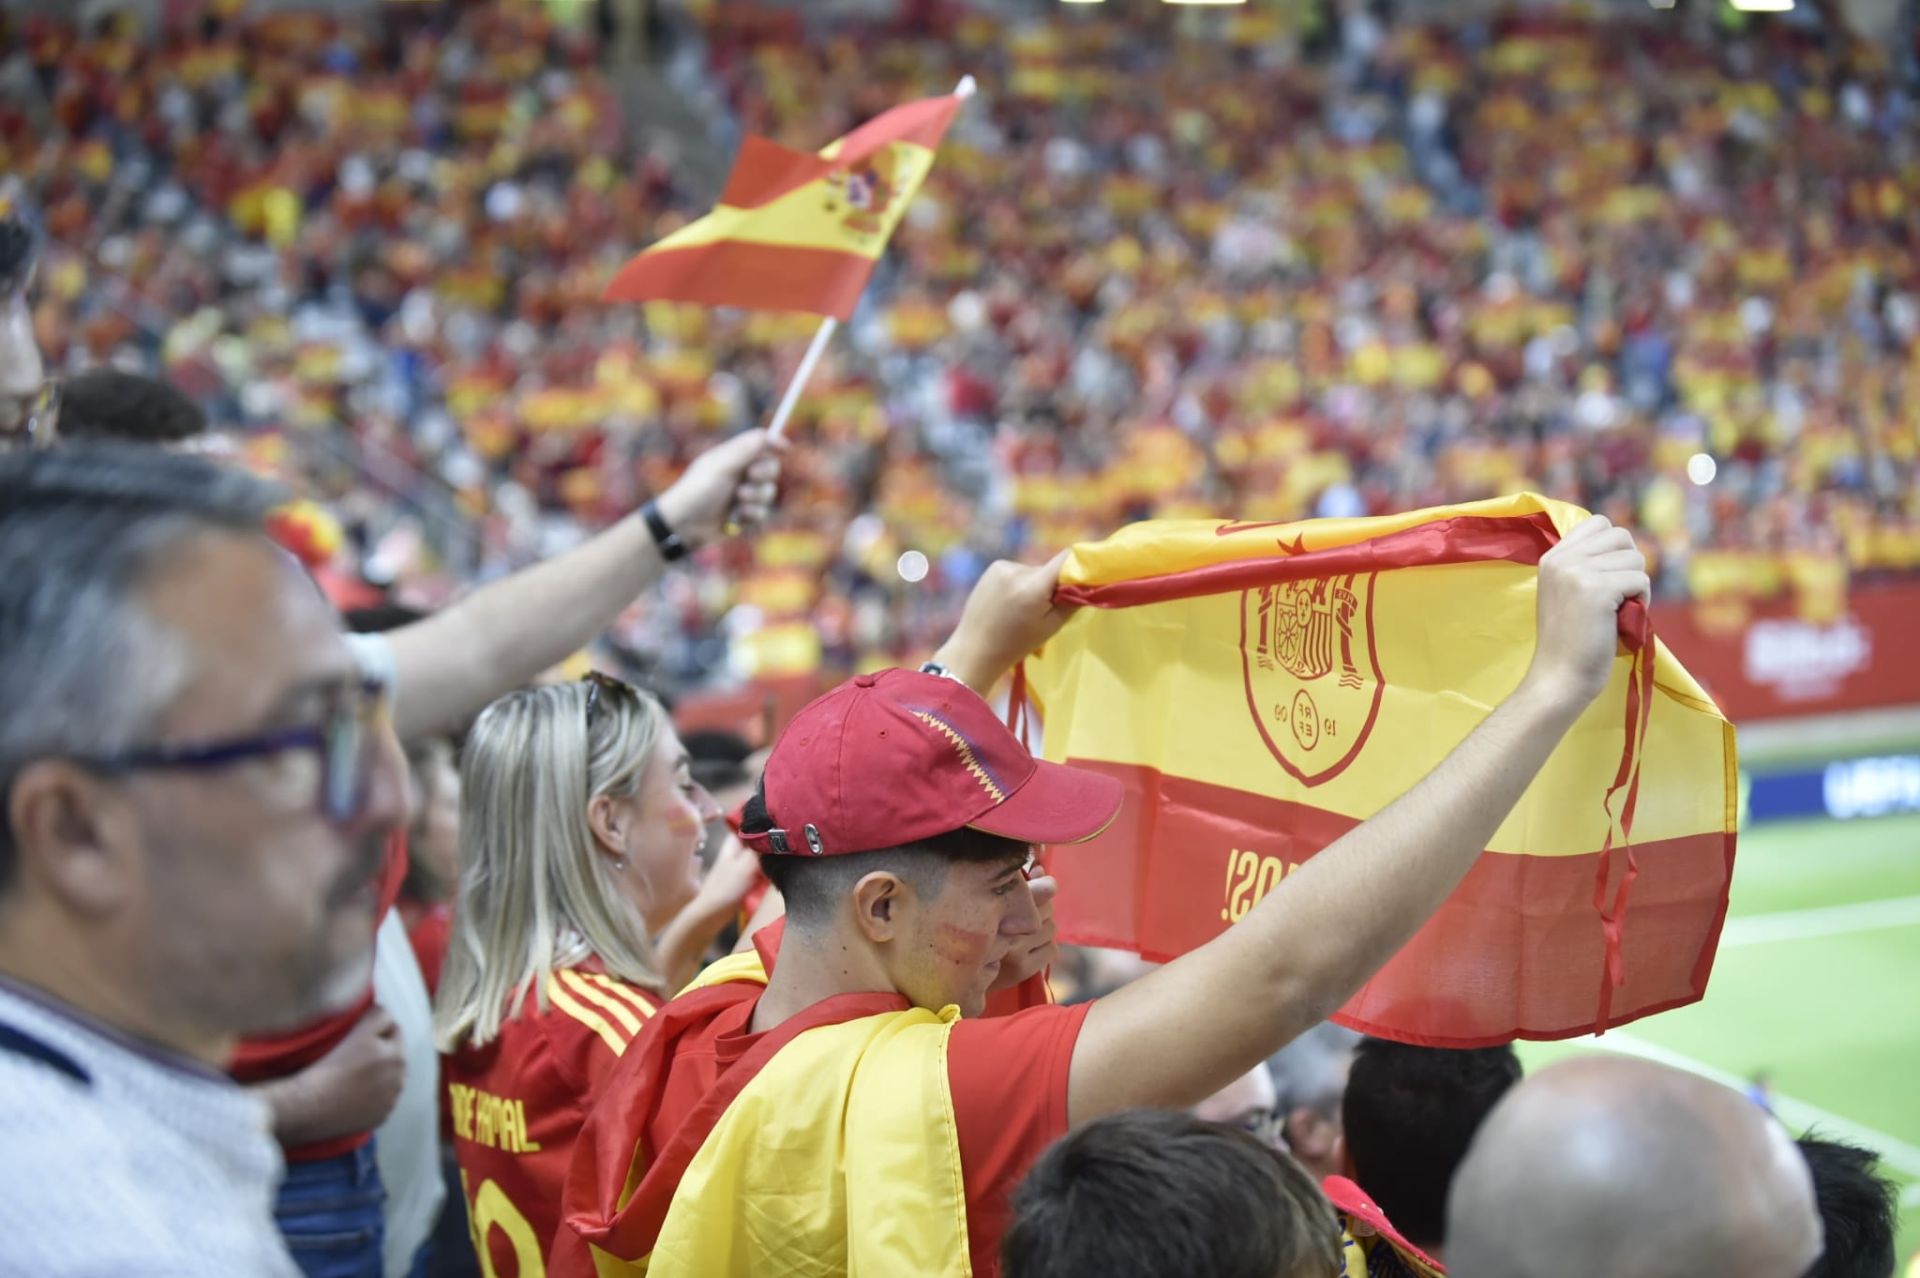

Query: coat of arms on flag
1245;571;1382;785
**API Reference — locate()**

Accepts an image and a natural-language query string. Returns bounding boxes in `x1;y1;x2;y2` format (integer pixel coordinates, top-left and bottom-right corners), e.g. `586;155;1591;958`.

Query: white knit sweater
0;977;299;1276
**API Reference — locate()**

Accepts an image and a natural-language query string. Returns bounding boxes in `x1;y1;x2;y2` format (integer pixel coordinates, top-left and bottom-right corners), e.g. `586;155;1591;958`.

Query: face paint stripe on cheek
932;924;995;967
663;803;705;836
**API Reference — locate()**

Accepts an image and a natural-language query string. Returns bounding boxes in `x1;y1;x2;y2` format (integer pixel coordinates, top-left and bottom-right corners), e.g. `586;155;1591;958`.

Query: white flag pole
763;75;975;443
764;316;837;443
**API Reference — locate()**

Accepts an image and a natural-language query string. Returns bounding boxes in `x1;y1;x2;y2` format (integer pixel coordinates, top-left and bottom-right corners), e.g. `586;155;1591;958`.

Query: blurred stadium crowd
5;0;1919;691
4;4;1918;1278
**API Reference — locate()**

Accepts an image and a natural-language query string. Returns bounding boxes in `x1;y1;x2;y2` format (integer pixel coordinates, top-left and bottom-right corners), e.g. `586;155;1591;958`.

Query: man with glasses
1192;1061;1284;1148
0;443;411;1271
18;362;783;1273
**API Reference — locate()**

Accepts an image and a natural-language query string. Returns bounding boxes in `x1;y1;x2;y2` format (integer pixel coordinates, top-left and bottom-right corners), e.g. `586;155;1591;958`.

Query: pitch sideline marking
1720;894;1920;949
1558;1031;1920;1180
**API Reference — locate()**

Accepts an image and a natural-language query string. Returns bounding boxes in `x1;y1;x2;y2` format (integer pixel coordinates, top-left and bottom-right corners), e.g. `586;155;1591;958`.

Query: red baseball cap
741;668;1123;857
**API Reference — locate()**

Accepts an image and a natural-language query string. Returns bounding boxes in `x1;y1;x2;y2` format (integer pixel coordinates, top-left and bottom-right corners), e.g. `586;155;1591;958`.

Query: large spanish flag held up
1021;494;1738;1047
604;88;965;319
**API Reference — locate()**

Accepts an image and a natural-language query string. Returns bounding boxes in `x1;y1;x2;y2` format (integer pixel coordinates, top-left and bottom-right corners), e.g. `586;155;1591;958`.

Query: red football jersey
551;923;1081;1278
444;962;662;1274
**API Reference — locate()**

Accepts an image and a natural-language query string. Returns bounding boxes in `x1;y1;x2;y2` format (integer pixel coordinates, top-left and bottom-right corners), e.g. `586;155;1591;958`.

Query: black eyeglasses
1233;1109;1286;1149
582;670;636;727
24;378;59;447
71;677;390;824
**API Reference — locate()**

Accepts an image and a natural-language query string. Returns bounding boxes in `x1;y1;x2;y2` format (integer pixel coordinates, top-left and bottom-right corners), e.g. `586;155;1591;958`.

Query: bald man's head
1445;1056;1821;1278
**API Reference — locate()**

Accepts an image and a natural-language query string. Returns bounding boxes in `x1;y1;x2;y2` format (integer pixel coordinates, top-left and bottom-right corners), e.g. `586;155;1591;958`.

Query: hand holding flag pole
606;77;976;443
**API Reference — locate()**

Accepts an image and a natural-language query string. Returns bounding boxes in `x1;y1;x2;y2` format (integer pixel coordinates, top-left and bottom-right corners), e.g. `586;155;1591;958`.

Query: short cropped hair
754;824;1025;927
1342;1037;1522;1248
682;728;755;795
1799;1134;1897;1278
744;777;1028;925
56;370;209;444
1003;1108;1343;1278
1270;1022;1360;1118
0;445;282;882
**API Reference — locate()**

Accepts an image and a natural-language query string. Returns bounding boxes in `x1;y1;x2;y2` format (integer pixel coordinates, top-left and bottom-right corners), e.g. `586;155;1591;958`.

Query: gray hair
1268;1022;1361;1119
0;445;283;882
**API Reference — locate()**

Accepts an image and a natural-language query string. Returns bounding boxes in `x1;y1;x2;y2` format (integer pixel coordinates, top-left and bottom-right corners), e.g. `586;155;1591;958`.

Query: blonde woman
434;673;761;1269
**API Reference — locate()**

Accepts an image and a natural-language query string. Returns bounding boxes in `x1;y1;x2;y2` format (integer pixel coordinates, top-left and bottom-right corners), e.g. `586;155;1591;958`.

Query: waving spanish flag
605;89;964;319
1022;494;1737;1046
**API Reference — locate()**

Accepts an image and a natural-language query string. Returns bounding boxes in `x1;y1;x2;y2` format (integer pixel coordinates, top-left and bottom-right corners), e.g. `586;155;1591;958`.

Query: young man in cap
557;515;1650;1277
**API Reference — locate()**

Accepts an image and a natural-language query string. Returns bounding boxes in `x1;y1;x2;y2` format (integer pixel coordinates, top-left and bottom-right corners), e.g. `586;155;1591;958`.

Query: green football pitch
1516;810;1920;1266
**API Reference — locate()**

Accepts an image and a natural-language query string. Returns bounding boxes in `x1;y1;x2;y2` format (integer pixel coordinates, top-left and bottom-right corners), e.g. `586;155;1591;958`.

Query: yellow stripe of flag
1038;564;1726;857
645;140;938;263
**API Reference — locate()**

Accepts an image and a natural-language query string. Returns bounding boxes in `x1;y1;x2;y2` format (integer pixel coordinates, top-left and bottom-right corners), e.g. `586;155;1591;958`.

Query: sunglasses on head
582;670;638;728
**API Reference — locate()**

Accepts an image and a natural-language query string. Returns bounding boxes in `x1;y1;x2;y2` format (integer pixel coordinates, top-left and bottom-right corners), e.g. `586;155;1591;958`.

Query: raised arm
1066;516;1648;1122
925;550;1075;695
384;431;784;739
653;832;764;991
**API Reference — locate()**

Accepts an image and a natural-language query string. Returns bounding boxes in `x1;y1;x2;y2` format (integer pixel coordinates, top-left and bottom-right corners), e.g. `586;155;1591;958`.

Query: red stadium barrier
1658;582;1920;724
673;675;827;747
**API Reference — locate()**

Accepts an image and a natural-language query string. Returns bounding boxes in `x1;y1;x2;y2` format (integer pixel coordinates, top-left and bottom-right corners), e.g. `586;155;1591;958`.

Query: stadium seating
6;0;1918;687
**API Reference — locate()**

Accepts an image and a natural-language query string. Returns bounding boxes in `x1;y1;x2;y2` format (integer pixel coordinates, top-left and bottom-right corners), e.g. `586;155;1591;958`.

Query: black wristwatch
641;500;689;563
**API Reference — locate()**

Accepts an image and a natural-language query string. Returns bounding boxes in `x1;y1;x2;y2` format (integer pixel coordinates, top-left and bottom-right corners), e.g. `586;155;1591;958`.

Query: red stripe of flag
829;93;963;166
1055;514;1562;610
718;136;831;210
1047;760;1733;1047
603;241;874;321
718;95;964;210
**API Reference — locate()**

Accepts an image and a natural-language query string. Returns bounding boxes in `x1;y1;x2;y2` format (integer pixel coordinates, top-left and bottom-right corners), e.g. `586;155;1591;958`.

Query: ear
1333;1130;1352;1180
6;761;140;917
850;871;907;944
585;793;626;860
1288;1106;1336;1164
